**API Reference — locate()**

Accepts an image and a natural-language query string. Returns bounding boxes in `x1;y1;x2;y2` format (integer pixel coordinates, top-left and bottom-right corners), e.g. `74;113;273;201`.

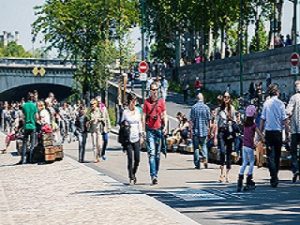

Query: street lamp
239;0;244;96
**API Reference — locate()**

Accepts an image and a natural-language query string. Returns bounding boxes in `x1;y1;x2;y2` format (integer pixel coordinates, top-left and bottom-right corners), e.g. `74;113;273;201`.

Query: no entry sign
138;61;149;73
290;53;300;67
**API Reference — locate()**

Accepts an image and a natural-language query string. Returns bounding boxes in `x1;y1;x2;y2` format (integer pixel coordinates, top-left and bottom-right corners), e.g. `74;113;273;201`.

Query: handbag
118;120;130;146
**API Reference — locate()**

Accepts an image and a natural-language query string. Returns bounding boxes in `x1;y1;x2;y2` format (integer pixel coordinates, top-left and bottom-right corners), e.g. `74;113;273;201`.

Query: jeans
234;136;243;156
146;127;162;179
218;131;233;169
101;132;109;156
193;136;207;168
291;133;300;174
78;132;87;162
265;131;282;183
239;146;255;175
125;141;140;179
21;129;36;164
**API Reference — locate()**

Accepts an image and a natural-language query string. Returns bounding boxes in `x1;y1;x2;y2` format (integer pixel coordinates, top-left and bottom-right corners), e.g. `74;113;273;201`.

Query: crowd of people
0;91;111;164
1;78;300;191
171;80;300;191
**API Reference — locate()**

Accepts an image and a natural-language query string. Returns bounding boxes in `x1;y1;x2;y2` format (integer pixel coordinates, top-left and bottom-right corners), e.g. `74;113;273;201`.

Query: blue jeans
102;132;109;156
21;129;36;164
291;133;300;174
239;146;255;175
193;136;207;168
78;132;87;162
146;127;162;179
218;131;233;169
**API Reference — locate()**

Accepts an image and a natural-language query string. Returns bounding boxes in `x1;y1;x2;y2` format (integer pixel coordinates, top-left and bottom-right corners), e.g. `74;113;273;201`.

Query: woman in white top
37;101;51;125
121;93;143;184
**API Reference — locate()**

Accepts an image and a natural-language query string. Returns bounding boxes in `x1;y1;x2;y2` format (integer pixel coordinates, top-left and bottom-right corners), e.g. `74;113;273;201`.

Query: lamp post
239;0;244;96
140;0;147;103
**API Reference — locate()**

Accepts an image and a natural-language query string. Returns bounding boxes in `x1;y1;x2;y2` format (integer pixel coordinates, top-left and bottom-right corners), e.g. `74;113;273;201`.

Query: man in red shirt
143;82;167;185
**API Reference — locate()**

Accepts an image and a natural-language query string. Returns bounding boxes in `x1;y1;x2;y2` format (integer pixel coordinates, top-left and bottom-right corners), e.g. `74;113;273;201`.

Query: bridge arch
0;83;73;102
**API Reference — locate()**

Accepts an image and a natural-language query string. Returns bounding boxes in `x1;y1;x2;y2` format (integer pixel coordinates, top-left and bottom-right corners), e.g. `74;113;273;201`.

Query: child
237;105;264;192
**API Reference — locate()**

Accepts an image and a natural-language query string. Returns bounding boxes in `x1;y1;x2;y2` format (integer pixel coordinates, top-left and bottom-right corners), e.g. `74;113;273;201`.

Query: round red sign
290;53;300;66
138;61;149;73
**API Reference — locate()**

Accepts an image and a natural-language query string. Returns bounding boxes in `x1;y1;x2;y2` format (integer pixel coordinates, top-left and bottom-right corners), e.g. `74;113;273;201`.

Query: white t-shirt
121;108;142;143
40;109;51;125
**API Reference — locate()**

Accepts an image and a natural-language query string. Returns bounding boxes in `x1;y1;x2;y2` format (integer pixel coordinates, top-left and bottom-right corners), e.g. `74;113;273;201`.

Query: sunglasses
224;96;230;99
151;88;158;91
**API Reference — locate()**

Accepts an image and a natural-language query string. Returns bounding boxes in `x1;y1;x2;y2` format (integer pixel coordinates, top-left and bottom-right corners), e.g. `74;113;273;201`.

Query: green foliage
168;80;183;94
32;0;139;97
249;19;268;52
108;107;117;126
0;41;32;58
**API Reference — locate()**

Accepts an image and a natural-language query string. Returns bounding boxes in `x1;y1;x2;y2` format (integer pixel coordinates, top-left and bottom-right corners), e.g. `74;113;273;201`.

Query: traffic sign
139;73;147;81
290;52;300;66
291;66;299;75
138;61;149;73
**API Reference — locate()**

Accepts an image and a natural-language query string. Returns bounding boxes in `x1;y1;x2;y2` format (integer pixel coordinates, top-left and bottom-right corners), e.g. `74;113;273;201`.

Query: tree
250;19;268;52
0;41;32;58
32;0;139;99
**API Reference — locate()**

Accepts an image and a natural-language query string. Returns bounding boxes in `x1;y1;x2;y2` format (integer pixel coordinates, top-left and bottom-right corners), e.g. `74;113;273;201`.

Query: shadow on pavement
145;184;300;225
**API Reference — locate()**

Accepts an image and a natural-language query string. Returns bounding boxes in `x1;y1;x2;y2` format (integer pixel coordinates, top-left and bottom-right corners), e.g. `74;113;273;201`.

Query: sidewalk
0;133;199;225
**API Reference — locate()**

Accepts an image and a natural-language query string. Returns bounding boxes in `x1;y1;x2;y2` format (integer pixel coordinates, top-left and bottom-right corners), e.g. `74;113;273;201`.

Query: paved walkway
0;133;199;225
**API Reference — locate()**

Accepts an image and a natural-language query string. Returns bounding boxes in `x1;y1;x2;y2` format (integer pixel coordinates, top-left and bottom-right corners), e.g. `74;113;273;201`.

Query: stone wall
168;45;300;97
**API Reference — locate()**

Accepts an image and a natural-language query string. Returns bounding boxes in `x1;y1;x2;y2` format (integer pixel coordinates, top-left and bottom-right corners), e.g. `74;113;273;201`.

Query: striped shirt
190;101;211;137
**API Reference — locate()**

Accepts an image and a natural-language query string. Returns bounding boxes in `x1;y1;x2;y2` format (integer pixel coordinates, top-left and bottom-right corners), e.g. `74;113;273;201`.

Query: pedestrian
190;93;211;169
160;75;169;100
96;96;111;161
121;93;143;184
75;106;88;163
86;99;104;163
19;92;39;164
146;75;153;95
237;105;264;192
143;82;167;185
286;80;300;182
259;84;289;187
216;92;237;182
194;77;202;96
183;80;189;103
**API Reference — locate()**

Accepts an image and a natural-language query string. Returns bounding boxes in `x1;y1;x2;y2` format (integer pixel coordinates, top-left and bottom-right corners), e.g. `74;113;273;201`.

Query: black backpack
118;121;130;146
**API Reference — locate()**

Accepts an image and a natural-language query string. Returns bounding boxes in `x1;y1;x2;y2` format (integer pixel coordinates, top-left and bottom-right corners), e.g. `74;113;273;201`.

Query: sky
0;0;298;57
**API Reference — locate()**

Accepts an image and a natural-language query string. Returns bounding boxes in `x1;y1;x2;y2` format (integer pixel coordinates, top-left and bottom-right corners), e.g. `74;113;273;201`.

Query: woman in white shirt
121;93;143;184
37;101;51;125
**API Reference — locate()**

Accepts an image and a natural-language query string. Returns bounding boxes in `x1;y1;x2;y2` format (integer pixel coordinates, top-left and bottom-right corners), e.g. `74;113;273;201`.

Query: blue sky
0;0;297;56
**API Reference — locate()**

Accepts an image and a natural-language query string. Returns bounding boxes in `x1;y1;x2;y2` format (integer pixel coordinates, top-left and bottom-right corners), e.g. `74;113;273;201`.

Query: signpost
290;52;300;67
290;53;300;79
138;61;149;102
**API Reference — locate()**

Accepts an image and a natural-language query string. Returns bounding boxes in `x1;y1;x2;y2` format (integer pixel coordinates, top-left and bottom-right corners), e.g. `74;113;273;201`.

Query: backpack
118;120;130;146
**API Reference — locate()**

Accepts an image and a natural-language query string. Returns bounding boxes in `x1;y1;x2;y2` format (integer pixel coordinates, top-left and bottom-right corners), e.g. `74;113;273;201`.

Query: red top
194;80;202;89
143;98;166;129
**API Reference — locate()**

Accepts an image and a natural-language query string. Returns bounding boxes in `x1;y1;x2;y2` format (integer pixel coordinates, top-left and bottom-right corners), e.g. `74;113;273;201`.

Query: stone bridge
0;58;76;101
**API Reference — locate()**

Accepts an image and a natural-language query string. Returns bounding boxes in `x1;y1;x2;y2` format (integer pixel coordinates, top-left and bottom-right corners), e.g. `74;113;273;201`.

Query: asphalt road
64;135;300;225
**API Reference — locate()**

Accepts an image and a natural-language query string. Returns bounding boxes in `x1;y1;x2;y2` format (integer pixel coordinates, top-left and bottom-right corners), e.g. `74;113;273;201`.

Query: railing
0;57;76;69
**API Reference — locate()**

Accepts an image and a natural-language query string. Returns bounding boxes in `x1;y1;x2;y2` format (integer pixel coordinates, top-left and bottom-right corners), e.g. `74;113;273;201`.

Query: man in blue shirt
190;93;211;169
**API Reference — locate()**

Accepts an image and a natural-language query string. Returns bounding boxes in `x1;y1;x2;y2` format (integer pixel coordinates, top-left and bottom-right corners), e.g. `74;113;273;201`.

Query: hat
246;105;256;117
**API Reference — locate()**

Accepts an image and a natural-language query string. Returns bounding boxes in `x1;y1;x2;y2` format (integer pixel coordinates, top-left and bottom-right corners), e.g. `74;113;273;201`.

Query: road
64;135;300;225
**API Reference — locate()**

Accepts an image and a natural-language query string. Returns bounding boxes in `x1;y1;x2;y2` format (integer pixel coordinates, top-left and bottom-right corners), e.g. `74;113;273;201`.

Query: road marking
166;189;225;201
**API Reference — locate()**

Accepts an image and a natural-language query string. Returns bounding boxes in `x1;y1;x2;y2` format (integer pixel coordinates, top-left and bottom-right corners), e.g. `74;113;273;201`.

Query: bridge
0;58;76;101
